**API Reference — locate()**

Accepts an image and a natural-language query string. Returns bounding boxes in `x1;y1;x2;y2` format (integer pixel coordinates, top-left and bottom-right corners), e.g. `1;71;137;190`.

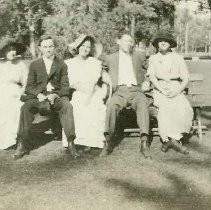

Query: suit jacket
103;51;147;92
25;56;69;98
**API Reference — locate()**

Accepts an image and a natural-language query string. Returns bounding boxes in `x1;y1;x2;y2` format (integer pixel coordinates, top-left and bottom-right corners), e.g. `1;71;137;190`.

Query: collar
119;49;131;57
42;55;55;61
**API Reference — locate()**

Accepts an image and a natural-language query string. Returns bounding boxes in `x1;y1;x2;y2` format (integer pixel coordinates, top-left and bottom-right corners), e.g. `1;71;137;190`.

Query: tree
0;0;182;56
42;0;177;54
0;0;53;57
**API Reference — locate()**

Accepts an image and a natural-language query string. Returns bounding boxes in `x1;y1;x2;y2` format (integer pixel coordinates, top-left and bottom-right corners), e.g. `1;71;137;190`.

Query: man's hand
37;93;47;102
46;93;59;105
141;81;151;92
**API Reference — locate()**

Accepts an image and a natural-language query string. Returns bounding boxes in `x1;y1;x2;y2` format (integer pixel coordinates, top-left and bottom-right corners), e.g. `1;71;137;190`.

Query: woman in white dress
147;31;193;154
65;34;110;151
0;39;28;149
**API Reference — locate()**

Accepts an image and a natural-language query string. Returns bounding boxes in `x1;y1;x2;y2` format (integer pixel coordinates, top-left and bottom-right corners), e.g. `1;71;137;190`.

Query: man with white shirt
13;35;78;159
101;33;151;158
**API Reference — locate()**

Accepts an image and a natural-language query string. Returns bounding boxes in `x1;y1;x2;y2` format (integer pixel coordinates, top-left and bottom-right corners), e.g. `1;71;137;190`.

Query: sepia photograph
0;0;210;209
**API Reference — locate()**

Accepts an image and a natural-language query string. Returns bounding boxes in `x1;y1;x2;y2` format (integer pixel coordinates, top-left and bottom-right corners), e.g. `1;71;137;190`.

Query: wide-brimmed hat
68;34;103;58
152;31;177;48
0;38;26;58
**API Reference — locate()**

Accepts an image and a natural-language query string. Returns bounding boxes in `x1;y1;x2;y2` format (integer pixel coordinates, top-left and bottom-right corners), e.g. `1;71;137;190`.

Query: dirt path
0;130;211;210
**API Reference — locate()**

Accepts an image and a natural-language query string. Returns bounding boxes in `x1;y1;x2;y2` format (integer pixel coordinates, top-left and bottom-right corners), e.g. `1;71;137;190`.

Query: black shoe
170;139;189;155
140;137;152;159
100;142;110;157
161;141;171;153
68;142;80;159
100;134;114;157
13;142;29;160
99;139;114;157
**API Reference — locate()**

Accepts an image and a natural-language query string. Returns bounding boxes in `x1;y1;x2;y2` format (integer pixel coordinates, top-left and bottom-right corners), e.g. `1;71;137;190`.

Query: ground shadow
105;173;211;209
164;157;211;170
187;140;211;156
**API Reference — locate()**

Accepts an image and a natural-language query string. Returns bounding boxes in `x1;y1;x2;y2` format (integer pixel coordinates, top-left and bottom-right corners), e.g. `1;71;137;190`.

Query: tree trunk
130;15;135;38
29;28;36;58
184;22;189;54
209;12;211;55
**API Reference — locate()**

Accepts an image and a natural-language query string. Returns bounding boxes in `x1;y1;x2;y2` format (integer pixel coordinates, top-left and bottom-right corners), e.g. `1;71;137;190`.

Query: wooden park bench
123;72;207;141
186;73;207;141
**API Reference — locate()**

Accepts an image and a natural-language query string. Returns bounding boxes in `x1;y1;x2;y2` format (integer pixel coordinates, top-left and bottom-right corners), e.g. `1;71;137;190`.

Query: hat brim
152;37;177;48
0;39;26;57
68;35;102;58
70;34;95;50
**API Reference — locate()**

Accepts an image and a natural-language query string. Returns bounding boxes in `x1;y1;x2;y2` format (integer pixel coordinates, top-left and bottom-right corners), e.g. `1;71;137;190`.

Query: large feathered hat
0;38;26;58
68;34;103;58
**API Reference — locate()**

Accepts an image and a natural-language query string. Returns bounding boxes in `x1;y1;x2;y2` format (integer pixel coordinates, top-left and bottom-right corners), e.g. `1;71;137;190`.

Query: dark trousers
17;96;75;145
105;86;149;138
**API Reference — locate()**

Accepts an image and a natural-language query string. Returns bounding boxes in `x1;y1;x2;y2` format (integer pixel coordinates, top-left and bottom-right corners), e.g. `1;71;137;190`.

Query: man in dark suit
101;33;151;159
13;35;78;159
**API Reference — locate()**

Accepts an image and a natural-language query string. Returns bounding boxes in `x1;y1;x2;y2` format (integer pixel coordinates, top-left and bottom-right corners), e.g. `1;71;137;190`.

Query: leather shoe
140;136;152;159
13;142;29;160
100;138;114;157
161;141;171;153
170;139;189;155
100;142;110;157
68;141;80;159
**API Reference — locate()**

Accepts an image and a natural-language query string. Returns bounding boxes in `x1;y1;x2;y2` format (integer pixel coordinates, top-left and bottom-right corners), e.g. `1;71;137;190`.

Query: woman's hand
141;81;151;92
160;87;171;96
166;89;181;98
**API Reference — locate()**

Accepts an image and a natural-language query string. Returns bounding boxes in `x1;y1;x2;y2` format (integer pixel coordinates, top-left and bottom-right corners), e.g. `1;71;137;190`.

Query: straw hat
68;34;103;58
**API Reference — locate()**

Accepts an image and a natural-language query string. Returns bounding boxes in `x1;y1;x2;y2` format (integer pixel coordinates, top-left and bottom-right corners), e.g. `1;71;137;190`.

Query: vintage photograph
0;0;210;209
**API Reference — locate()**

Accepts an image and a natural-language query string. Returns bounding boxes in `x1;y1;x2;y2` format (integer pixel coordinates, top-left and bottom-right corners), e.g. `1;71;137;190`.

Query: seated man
101;32;151;159
13;35;78;159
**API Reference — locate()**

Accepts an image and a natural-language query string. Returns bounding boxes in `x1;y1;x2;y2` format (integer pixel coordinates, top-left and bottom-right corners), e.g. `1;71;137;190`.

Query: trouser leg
132;92;151;159
104;94;125;138
14;99;39;159
101;94;125;156
54;97;75;141
54;97;79;158
132;92;149;136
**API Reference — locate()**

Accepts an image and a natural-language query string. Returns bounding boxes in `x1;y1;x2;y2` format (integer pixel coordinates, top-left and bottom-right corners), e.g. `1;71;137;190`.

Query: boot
170;139;189;155
140;135;152;159
100;141;110;157
13;142;29;160
161;141;171;153
67;140;80;159
100;135;113;157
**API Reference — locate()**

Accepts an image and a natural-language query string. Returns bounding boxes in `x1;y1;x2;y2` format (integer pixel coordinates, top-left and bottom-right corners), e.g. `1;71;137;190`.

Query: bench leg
196;107;203;141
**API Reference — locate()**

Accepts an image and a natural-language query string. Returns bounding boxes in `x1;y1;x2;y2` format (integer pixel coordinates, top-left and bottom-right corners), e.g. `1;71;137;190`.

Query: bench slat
189;73;203;81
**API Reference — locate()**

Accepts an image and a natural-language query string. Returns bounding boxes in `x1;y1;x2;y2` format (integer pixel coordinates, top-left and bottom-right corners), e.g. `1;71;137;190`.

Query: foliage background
0;0;210;56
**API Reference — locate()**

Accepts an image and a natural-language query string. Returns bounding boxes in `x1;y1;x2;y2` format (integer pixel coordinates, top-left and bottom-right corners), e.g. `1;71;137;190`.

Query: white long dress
65;57;106;148
0;61;28;149
147;52;193;142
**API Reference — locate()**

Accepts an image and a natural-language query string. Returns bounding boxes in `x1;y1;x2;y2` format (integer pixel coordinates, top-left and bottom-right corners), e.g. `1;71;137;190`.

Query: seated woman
0;38;28;149
65;34;110;152
147;31;193;154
